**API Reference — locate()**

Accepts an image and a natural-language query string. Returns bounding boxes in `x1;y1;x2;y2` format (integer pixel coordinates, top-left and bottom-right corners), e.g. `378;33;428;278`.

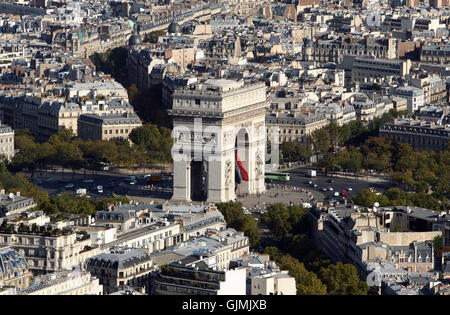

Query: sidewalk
237;184;325;211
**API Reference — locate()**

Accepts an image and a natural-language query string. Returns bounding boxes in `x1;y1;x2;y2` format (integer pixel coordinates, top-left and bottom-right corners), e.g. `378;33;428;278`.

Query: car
143;174;152;179
322;188;327;191
313;184;318;188
328;179;334;183
347;187;353;191
304;180;310;184
328;187;334;191
83;179;94;183
64;183;74;189
129;180;136;185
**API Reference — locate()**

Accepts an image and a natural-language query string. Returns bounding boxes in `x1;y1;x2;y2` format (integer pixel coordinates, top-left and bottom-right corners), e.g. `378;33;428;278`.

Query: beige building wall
0;126;14;160
166;48;195;69
0;232;100;274
379;231;442;246
251;272;296;295
23;271;103;295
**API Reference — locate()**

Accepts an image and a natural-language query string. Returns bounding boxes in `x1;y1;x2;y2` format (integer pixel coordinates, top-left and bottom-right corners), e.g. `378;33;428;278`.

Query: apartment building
165;47;196;70
251;271;296;295
38;99;133;139
231;253;296;295
94;203;158;233
101;221;183;255
379;118;450;152
0;246;33;290
0;191;36;217
310;205;442;279
350;93;394;123
150;233;243;272
18;268;103;295
217;229;249;261
0;84;132;140
266;112;328;143
304;35;397;63
0;123;14;161
62;23;133;59
198;35;242;62
85;247;153;295
162;203;227;240
0;228;101;275
154;258;246;295
127;46;165;91
392;97;408;112
77;112;142;142
347;56;411;84
394;86;424;112
421;45;450;65
406;73;447;105
379;206;450;247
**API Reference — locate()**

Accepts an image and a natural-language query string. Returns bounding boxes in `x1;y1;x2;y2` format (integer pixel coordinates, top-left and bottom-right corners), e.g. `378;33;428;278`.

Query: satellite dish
8;193;14;199
374;202;379;207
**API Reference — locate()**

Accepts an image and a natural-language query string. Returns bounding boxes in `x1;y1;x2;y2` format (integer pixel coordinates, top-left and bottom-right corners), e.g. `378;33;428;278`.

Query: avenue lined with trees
216;201;370;295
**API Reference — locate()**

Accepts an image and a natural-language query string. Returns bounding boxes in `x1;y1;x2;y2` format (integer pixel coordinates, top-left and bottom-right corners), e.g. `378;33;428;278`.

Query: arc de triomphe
168;79;267;203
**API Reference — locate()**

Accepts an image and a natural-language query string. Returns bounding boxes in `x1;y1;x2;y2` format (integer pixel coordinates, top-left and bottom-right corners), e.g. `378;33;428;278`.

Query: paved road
26;170;173;201
282;168;395;200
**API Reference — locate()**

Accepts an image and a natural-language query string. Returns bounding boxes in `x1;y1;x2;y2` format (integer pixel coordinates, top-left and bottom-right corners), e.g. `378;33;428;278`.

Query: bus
265;172;290;182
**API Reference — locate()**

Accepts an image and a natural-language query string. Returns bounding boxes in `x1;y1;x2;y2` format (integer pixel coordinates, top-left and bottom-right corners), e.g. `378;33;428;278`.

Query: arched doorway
235;129;250;195
190;159;208;202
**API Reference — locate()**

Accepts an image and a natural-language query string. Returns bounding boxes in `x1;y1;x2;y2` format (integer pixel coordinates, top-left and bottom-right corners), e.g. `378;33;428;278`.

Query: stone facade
77;112;142;142
169;79;267;203
380;118;450;152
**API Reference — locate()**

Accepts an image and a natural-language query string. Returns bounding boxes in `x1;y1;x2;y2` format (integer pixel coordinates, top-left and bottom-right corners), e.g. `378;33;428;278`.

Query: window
195;99;201;105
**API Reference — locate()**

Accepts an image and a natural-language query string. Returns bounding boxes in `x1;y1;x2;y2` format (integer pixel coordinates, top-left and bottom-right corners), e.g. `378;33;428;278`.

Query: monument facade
169;79;267;203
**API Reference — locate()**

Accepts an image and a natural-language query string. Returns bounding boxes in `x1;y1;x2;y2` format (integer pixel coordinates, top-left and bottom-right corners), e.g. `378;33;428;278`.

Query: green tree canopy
318;262;370;295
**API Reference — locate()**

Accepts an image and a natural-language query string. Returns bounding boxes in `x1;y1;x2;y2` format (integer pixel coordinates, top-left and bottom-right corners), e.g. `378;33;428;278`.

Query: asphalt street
27;170;173;200
281;168;396;200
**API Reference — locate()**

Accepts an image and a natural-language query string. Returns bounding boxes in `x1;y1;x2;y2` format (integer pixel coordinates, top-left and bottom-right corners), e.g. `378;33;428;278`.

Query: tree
264;246;282;262
433;235;443;254
216;202;260;248
144;30;166;43
128;83;139;104
310;129;330;156
89;47;129;87
386;188;407;205
326;121;342;147
129;125;173;163
336;147;363;173
352;189;379;207
278;255;327;295
319;262;369;295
